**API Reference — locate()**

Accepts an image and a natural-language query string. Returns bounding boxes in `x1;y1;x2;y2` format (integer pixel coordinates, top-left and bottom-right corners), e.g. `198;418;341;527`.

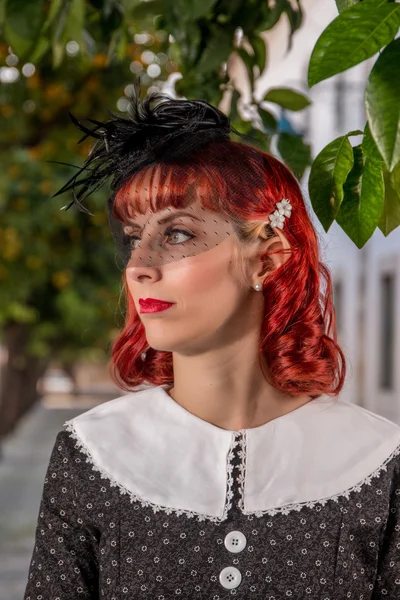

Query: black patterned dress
24;385;400;599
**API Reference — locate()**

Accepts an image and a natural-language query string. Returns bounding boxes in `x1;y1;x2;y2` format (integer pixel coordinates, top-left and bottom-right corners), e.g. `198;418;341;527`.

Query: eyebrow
126;210;204;231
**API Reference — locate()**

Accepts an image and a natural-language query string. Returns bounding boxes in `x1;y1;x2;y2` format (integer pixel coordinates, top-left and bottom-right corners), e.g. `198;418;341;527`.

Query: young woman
24;83;400;600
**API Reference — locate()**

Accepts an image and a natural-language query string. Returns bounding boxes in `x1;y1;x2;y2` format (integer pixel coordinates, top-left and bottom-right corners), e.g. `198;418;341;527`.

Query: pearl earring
254;283;262;292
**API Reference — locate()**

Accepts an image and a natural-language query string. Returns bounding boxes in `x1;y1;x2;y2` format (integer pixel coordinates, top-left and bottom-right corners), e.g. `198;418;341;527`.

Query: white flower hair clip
268;198;293;230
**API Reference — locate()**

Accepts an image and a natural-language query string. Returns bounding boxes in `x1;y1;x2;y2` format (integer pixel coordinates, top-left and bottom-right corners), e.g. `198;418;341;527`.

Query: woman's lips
139;299;175;314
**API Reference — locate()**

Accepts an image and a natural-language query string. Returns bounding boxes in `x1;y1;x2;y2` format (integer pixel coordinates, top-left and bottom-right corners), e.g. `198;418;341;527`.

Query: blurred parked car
37;368;75;395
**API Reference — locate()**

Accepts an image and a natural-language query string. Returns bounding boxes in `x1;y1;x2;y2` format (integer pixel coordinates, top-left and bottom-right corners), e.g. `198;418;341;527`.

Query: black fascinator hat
52;78;252;215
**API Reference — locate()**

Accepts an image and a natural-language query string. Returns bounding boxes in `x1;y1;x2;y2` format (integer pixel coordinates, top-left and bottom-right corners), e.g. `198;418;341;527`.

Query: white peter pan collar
64;384;400;522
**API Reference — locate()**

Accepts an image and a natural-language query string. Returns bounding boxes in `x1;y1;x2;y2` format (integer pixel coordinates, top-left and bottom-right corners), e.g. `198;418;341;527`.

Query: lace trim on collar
236;431;400;517
64;419;241;523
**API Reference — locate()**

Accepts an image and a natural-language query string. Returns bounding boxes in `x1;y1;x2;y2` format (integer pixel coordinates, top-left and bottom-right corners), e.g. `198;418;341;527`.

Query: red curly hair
109;139;346;399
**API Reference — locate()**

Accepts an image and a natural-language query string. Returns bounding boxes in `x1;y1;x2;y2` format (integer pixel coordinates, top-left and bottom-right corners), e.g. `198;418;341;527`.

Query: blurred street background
0;394;111;600
1;0;399;597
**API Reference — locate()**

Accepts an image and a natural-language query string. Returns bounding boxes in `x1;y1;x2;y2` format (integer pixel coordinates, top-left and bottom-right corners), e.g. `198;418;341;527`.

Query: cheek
170;243;243;305
175;260;222;294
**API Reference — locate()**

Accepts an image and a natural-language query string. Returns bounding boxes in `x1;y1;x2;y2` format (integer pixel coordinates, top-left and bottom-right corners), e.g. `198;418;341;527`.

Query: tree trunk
0;323;49;442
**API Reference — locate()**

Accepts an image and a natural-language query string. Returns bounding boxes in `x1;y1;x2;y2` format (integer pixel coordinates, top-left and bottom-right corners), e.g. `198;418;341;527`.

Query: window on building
333;279;343;336
333;72;365;134
379;273;395;390
334;75;346;133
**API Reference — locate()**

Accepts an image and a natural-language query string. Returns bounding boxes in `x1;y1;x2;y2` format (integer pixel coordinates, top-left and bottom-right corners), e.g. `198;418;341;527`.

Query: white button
219;566;242;589
224;530;247;553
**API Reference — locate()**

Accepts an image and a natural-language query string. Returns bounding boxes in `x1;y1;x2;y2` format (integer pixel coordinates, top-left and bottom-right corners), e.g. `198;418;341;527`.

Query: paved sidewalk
0;396;109;600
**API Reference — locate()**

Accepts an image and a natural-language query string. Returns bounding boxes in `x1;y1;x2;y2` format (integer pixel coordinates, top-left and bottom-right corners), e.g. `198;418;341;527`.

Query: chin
145;336;202;357
143;333;178;354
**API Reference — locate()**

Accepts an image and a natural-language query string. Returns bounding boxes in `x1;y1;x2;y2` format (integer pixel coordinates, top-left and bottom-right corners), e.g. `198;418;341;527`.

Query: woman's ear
252;228;292;279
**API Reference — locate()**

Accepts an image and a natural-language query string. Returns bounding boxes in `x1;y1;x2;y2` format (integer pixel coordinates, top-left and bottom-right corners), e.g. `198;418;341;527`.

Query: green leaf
347;130;363;137
263;87;310;111
6;302;38;324
42;0;65;33
0;0;6;26
336;145;384;248
229;119;254;136
183;0;218;20
230;89;241;123
335;0;357;12
365;37;400;172
236;47;255;70
243;128;271;152
2;0;46;58
379;163;400;235
168;20;201;68
308;135;354;231
30;36;51;62
128;0;163;18
281;0;303;50
108;26;128;60
259;108;277;134
277;133;312;180
256;2;282;32
52;0;85;68
248;34;267;75
197;25;233;74
308;3;400;87
362;122;384;163
253;0;302;48
236;47;256;89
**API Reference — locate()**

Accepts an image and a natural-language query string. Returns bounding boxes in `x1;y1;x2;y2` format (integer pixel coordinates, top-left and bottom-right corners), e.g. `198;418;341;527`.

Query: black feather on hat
51;77;253;216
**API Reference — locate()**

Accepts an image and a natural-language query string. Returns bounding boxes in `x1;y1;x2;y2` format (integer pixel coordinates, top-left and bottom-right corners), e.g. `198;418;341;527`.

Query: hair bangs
112;160;228;224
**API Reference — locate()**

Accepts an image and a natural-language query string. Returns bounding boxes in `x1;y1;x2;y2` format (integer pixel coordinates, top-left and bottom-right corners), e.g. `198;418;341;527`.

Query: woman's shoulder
48;387;164;495
50;385;158;459
62;384;162;436
295;397;400;476
318;397;400;450
59;384;168;471
69;384;157;416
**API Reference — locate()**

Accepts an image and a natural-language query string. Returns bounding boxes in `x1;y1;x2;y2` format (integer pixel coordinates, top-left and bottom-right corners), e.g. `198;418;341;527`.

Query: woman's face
124;198;265;356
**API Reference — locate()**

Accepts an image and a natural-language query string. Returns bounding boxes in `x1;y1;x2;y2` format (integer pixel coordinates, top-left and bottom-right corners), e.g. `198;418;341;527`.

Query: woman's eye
128;228;194;250
165;228;195;245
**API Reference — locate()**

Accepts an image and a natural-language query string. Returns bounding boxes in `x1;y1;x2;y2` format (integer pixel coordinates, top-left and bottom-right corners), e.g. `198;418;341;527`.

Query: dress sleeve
372;458;400;598
24;431;99;599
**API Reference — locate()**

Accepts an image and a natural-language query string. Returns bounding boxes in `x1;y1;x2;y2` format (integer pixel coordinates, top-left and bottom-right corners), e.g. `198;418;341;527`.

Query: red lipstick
139;298;175;314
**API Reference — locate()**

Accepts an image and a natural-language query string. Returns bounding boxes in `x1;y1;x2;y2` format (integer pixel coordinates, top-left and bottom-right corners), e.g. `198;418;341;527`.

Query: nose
126;260;163;285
